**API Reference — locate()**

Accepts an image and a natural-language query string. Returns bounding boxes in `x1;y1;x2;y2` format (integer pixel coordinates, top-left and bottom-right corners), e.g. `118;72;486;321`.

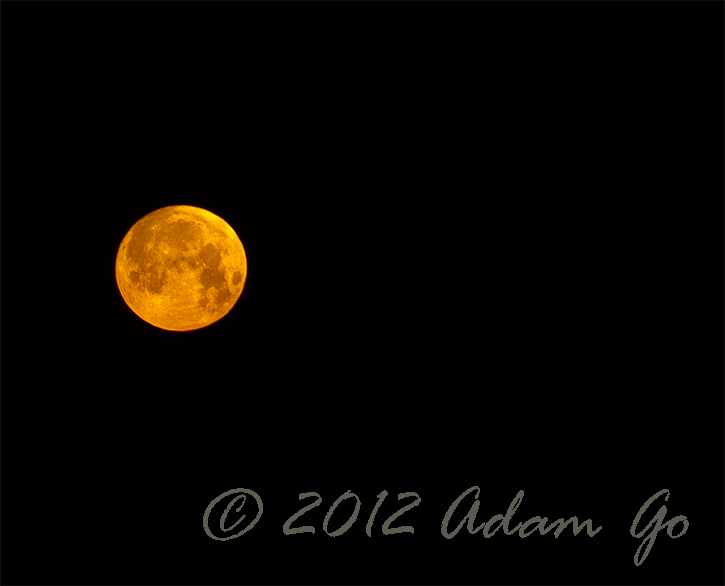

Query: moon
115;205;247;331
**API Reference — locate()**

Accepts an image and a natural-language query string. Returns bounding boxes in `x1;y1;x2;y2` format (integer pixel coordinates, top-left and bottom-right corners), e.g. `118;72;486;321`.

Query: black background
2;3;722;585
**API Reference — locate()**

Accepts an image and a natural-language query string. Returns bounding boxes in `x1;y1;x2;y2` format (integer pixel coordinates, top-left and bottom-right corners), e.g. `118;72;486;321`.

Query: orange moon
115;205;247;331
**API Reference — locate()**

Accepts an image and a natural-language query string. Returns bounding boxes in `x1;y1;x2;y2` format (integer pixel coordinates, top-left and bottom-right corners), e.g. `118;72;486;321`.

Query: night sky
3;4;722;585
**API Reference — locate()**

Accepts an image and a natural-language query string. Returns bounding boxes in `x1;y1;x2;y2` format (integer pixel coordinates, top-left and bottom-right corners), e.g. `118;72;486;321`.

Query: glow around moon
115;205;247;331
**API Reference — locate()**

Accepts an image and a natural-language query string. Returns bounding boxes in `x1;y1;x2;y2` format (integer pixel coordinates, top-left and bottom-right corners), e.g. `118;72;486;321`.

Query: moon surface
115;205;247;331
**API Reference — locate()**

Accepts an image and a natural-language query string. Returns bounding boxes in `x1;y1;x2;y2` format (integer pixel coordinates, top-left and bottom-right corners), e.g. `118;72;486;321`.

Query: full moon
115;205;247;331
